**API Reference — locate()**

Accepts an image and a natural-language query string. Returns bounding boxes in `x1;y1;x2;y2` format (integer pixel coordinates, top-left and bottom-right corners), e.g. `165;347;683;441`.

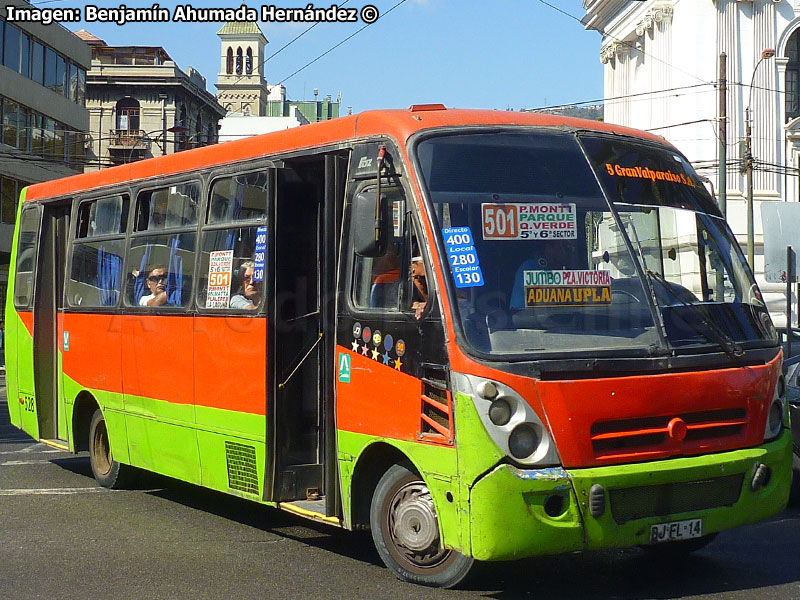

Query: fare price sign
482;203;577;240
442;226;484;288
253;226;266;282
207;249;234;308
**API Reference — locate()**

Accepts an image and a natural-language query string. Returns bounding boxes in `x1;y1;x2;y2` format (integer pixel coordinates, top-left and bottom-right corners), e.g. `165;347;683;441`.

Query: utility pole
718;53;727;218
746;106;754;269
745;49;776;270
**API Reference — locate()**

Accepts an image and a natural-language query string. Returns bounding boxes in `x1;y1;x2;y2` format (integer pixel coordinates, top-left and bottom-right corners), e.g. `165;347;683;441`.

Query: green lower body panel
468;431;792;561
469;465;584;561
571;431;792;551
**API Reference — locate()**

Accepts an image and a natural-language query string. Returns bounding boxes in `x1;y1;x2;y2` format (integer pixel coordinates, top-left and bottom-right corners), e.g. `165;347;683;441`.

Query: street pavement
1;377;799;600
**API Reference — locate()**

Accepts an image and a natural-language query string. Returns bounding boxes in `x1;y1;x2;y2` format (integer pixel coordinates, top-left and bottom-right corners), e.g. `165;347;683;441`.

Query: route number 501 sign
482;203;576;240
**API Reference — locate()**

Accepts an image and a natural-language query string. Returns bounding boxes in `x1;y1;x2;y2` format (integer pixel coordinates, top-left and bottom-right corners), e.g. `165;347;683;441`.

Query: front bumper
468;430;792;561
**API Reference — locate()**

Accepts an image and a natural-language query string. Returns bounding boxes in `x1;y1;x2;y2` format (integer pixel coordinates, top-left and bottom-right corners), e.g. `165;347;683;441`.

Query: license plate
649;518;702;544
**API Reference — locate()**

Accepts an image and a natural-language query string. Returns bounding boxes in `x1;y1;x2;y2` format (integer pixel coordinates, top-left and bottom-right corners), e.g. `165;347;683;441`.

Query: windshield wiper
645;269;744;359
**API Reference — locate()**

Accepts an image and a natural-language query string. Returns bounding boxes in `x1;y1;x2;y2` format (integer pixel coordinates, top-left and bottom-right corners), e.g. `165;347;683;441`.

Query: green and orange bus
4;106;792;587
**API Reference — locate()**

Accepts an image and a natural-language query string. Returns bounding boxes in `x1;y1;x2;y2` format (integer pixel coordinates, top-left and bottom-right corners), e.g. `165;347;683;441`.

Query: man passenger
140;265;168;307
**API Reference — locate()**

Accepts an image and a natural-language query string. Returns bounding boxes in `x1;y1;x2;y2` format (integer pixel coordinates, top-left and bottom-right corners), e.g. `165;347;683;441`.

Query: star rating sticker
361;344;369;356
351;339;359;352
394;357;403;371
382;352;390;365
371;348;380;360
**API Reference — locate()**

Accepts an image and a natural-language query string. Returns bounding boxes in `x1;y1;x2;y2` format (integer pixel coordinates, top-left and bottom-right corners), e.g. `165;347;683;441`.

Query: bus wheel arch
350;442;411;529
72;391;100;453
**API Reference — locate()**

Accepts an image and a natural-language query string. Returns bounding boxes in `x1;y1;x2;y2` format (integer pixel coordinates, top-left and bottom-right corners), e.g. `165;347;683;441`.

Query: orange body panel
121;315;194;405
193;316;267;416
534;355;781;468
62;313;123;393
336;345;423;441
18;311;33;334
23;109;667;204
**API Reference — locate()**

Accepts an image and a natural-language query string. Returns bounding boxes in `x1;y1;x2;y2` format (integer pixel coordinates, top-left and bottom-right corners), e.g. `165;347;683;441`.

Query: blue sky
51;0;604;113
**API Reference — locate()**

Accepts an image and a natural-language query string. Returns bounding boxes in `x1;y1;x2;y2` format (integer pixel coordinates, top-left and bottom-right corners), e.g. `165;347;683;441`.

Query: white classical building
582;0;800;324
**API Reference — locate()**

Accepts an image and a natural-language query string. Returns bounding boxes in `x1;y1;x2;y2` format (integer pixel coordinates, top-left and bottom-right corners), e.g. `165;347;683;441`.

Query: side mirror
353;190;388;256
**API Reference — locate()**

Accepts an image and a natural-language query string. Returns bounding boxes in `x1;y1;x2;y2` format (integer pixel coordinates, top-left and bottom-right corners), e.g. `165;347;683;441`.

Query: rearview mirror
352;190;388;257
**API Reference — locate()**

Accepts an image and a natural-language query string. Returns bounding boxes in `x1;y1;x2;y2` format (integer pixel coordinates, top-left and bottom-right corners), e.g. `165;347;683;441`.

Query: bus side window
351;186;407;311
197;172;268;311
350;187;428;317
68;195;128;308
127;182;200;308
13;205;42;309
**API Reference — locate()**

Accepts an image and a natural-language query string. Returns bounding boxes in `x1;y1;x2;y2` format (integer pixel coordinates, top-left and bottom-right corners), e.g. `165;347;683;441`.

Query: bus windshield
416;131;777;358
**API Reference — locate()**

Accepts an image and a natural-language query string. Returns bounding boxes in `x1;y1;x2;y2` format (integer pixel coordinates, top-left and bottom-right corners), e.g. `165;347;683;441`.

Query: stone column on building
717;0;743;195
753;0;780;196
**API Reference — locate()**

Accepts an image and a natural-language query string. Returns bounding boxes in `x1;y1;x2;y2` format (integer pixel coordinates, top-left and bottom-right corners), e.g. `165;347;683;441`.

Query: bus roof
24;107;668;202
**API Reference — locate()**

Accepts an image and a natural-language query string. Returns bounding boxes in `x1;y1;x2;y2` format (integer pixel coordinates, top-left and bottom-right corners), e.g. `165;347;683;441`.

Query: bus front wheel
369;462;474;588
88;409;131;489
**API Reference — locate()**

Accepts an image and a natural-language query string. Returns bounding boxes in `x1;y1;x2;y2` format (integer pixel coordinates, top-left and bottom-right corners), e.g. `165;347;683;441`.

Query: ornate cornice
599;3;673;64
635;5;674;36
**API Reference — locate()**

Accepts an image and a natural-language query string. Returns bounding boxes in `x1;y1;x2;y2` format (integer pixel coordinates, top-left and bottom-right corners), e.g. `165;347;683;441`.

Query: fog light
750;463;771;491
544;494;567;517
508;424;539;459
488;398;512;426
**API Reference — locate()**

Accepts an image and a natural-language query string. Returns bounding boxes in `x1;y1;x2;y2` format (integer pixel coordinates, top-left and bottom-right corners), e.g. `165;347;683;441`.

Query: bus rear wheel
88;409;132;489
370;462;474;588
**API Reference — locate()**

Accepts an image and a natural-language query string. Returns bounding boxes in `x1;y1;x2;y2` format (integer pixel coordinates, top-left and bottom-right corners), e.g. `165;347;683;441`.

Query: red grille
419;364;453;444
590;408;747;462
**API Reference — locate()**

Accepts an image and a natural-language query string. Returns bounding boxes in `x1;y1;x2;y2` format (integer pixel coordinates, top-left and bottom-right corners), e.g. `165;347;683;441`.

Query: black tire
369;462;474;588
88;409;132;489
641;532;718;556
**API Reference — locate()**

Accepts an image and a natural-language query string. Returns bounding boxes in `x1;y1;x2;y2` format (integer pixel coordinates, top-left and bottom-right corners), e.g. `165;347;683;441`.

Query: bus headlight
509;424;539;460
488;398;512;426
764;375;786;442
451;373;561;466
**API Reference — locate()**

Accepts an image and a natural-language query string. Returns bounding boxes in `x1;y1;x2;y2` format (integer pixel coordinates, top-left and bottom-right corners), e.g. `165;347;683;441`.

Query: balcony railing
108;129;147;149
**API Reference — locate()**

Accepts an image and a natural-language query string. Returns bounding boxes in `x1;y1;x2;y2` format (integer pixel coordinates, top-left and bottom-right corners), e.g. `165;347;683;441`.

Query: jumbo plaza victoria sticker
524;269;612;307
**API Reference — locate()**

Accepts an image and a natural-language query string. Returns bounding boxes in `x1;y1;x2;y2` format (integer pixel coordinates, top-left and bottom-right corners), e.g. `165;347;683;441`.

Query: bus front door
270;161;325;502
32;203;70;442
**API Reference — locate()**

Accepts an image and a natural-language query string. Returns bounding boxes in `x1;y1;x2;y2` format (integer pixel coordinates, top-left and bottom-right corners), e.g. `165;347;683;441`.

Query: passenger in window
230;261;261;310
139;265;168;307
411;256;428;319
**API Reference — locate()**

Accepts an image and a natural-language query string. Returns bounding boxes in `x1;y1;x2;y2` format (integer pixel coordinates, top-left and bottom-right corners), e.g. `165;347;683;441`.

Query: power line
527;83;714;112
646;119;715;132
277;0;409;86
228;0;353;89
535;0;712;86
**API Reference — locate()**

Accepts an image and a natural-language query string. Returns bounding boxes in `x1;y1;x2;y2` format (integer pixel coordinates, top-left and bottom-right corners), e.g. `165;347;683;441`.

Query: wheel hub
389;483;442;558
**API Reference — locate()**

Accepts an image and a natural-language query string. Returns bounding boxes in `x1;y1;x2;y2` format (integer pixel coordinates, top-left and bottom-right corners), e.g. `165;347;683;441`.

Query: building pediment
786;115;800;139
